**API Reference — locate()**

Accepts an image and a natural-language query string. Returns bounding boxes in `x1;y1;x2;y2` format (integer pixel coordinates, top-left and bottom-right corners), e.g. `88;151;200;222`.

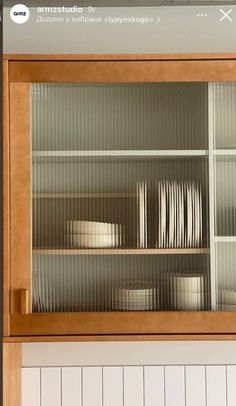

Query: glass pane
213;82;236;310
31;82;210;313
214;82;236;150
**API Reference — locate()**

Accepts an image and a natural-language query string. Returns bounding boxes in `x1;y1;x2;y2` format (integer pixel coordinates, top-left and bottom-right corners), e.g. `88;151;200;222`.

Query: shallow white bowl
67;233;118;248
219;290;236;305
220;304;236;311
66;220;121;235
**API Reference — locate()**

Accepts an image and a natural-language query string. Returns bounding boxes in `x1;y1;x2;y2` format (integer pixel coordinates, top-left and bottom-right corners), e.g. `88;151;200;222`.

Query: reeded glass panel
213;82;236;310
32;82;210;313
214;82;236;150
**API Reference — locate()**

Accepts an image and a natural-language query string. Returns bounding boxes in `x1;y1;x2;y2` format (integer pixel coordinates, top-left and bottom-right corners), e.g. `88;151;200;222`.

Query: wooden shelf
33;248;209;255
33;192;136;199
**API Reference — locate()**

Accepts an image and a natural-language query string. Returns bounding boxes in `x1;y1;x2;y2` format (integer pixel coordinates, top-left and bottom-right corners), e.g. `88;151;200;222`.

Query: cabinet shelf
33;248;209;255
33;192;136;199
33;150;208;159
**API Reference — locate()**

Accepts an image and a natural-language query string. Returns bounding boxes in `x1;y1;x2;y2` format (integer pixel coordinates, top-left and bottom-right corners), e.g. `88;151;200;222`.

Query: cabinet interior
30;81;236;313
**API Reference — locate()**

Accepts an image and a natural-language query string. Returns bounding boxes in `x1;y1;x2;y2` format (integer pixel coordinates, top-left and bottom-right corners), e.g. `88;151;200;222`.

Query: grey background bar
3;1;236;6
3;6;236;53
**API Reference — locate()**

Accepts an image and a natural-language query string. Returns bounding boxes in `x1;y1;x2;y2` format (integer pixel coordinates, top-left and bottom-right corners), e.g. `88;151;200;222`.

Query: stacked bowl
168;272;206;311
218;289;236;311
111;280;159;311
66;221;124;248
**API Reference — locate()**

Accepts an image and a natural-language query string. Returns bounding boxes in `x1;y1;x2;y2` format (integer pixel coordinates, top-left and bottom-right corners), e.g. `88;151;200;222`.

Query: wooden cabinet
4;54;236;339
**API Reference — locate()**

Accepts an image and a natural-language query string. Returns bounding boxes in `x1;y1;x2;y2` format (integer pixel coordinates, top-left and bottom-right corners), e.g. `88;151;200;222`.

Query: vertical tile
62;367;82;406
103;367;123;406
186;366;205;406
206;366;226;406
41;367;61;406
227;365;236;406
22;368;40;406
165;366;185;406
144;366;164;406
83;367;102;406
124;366;143;406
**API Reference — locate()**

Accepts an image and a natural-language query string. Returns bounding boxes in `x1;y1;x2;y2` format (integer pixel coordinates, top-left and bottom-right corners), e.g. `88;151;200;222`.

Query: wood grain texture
21;289;29;315
4;53;236;61
3;60;10;337
10;83;32;314
3;343;22;406
5;334;236;343
10;312;236;336
10;60;236;83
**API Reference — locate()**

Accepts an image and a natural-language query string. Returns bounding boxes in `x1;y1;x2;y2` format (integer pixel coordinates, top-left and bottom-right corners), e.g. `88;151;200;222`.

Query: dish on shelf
66;221;125;248
168;271;206;310
33;270;57;313
220;304;236;311
66;220;121;235
169;272;205;292
155;180;202;249
111;280;159;311
137;181;147;248
66;233;121;248
218;289;236;305
171;291;205;311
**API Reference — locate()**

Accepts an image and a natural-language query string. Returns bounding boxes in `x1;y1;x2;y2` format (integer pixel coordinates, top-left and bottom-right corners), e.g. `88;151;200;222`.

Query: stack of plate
32;270;57;313
218;290;236;311
157;181;202;248
168;272;206;311
111;280;159;311
66;221;124;248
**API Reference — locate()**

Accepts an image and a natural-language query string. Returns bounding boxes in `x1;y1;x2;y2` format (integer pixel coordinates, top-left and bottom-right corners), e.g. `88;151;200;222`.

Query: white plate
138;181;147;248
159;181;165;248
187;182;193;247
144;181;148;248
179;181;184;248
169;182;175;248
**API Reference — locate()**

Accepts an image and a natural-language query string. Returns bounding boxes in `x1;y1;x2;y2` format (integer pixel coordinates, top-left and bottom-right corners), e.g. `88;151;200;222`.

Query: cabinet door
8;58;236;336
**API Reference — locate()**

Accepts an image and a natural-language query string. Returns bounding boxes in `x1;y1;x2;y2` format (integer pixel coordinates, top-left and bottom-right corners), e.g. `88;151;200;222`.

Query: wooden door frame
5;53;236;339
